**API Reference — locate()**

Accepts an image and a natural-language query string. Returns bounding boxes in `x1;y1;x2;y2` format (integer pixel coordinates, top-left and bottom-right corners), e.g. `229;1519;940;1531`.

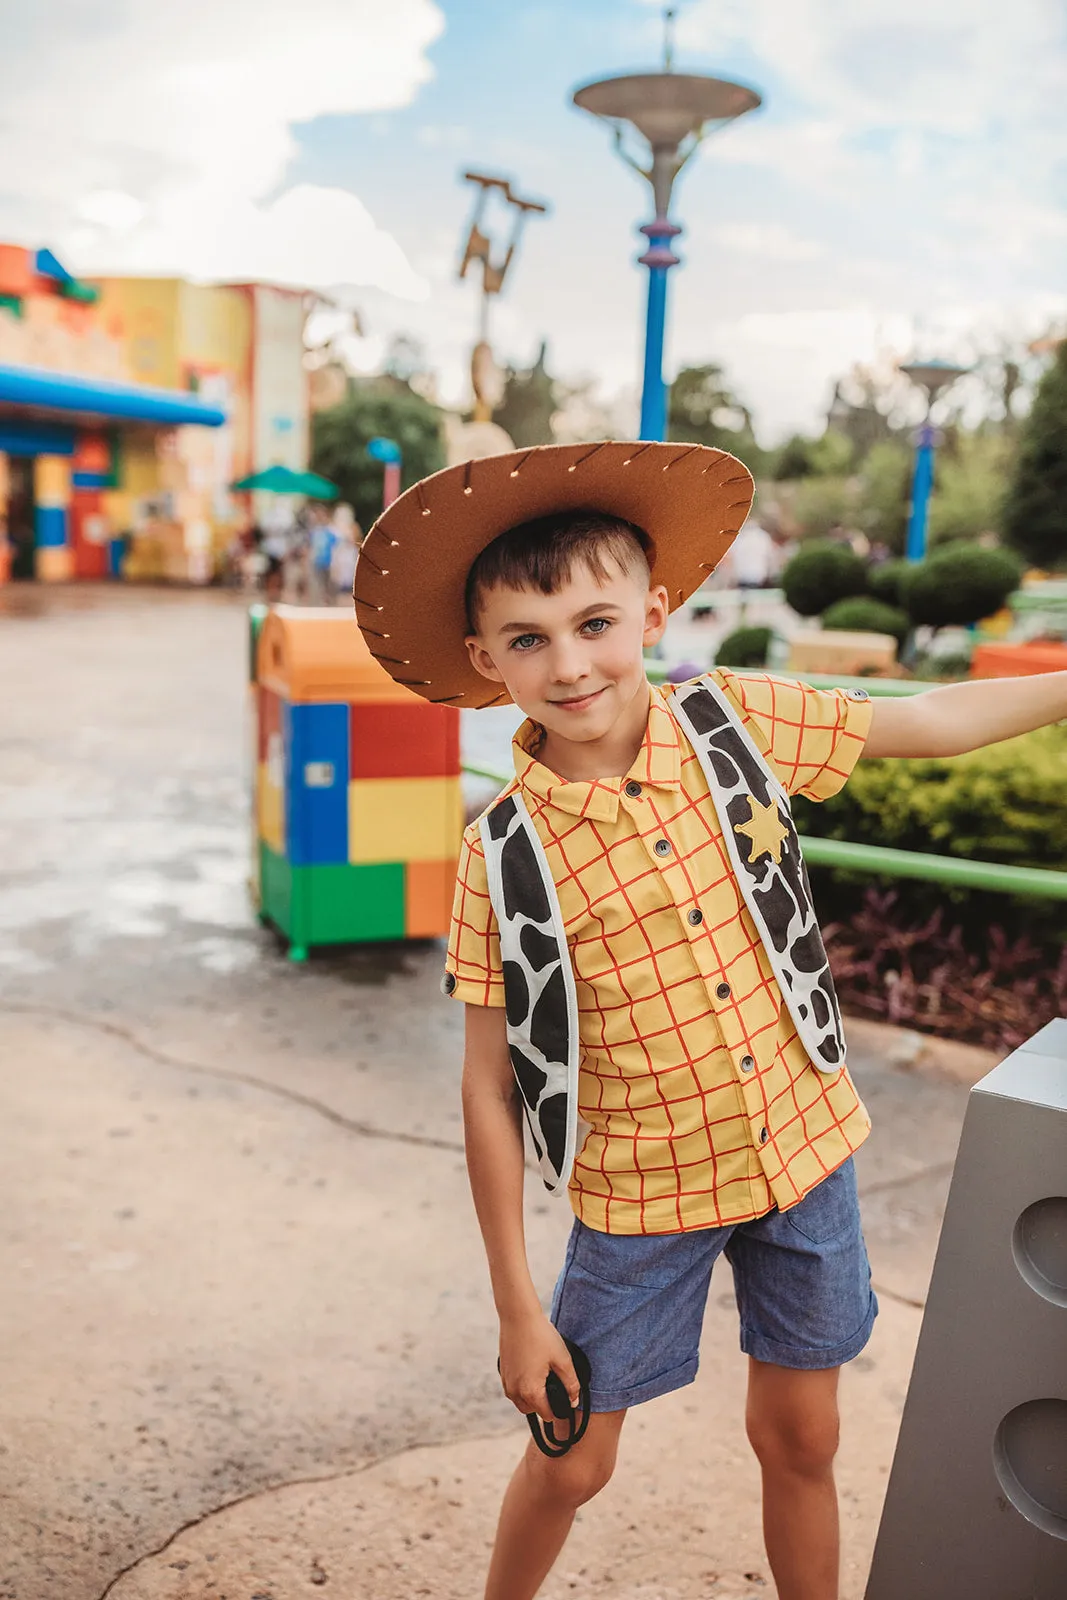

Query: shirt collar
512;684;682;821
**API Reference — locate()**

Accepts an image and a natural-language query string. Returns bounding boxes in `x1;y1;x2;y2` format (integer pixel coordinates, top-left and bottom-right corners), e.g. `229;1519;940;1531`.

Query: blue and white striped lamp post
900;360;969;563
573;17;760;441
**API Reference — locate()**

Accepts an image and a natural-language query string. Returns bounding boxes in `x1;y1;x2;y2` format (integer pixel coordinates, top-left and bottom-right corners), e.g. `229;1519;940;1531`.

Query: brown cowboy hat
353;439;754;709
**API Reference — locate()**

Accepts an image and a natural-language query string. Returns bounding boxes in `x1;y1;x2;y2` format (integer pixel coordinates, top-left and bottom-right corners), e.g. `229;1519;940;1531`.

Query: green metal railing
461;671;1067;900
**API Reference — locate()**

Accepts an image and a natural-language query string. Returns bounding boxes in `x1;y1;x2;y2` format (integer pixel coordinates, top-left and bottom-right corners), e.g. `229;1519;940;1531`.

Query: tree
1003;338;1067;569
857;440;912;552
311;380;445;532
927;430;1015;547
492;342;558;447
773;431;854;481
668;364;771;476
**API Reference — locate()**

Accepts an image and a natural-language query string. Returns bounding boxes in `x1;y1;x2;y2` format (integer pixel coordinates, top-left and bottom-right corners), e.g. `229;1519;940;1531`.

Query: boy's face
465;557;669;745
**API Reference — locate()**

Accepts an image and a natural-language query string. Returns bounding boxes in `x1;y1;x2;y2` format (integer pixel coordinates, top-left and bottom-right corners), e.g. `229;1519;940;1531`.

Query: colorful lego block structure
253;607;462;960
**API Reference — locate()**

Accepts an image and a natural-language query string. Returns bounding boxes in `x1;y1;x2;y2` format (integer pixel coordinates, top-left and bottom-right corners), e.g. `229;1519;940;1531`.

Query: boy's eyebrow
498;602;624;634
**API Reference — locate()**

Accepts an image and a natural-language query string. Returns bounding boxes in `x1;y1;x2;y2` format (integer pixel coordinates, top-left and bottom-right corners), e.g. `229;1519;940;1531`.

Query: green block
305;861;405;944
0;293;22;319
257;845;405;947
259;841;293;936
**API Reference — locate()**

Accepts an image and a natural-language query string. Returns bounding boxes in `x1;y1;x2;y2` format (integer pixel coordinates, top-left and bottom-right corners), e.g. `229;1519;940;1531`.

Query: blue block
284;701;350;866
34;506;68;548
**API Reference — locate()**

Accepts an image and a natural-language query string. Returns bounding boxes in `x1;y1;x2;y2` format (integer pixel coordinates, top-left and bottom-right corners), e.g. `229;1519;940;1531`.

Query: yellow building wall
93;278;182;389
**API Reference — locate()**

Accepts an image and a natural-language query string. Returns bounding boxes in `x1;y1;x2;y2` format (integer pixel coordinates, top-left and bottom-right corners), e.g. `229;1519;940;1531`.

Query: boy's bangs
466;512;653;631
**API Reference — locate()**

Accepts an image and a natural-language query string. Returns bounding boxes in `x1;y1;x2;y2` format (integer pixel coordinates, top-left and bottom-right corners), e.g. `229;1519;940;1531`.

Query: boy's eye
509;633;541;652
582;617;611;636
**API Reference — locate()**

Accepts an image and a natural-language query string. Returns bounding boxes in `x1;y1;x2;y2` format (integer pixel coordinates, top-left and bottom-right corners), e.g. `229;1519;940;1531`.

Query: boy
353;441;1067;1600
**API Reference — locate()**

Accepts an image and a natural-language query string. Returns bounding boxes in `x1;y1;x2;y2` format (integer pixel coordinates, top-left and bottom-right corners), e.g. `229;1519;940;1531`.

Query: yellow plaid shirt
447;670;875;1235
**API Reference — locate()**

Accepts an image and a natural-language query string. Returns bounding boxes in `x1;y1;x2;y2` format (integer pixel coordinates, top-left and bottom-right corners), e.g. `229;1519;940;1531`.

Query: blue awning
0;363;227;427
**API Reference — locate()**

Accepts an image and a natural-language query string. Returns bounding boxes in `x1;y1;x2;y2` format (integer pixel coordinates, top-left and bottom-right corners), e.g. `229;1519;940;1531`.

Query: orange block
971;642;1067;678
405;859;458;938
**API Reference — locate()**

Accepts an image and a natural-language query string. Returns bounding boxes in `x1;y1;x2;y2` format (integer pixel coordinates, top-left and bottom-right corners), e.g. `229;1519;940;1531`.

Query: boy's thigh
551;1219;731;1413
725;1158;877;1370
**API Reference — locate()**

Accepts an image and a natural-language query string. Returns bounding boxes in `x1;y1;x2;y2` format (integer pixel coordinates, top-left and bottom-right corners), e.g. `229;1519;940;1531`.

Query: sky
1;0;1066;440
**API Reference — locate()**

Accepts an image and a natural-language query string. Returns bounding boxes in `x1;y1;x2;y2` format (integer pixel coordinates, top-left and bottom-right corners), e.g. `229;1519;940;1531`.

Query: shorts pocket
786;1159;858;1245
572;1222;707;1289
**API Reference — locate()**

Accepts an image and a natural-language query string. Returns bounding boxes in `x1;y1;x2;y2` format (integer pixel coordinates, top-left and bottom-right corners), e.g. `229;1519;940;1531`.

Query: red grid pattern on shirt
447;675;872;1235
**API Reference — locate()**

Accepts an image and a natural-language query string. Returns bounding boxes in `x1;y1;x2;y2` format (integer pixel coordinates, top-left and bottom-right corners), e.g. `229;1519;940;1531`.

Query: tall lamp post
572;9;760;441
900;359;969;562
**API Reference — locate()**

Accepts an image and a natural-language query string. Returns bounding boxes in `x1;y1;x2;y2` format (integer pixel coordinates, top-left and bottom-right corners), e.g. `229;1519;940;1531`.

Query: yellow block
34;454;72;509
35;545;74;582
349;776;463;866
257;763;285;855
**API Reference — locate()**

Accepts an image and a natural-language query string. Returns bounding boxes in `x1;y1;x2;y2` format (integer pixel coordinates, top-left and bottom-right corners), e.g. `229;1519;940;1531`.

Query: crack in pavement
870;1280;926;1311
0;1002;466;1157
94;1425;518;1600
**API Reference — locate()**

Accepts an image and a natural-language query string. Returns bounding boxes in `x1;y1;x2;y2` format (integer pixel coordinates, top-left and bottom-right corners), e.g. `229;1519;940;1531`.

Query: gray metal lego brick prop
866;1018;1067;1599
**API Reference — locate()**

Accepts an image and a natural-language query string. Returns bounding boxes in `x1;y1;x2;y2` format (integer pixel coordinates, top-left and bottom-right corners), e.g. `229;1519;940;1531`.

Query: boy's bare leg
746;1360;842;1600
484;1410;627;1600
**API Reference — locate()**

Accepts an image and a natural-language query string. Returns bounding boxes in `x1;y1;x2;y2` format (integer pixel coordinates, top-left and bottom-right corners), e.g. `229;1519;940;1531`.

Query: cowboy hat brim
353;440;754;709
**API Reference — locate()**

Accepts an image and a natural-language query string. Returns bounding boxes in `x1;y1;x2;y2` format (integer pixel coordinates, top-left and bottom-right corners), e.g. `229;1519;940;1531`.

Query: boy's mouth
549;686;607;713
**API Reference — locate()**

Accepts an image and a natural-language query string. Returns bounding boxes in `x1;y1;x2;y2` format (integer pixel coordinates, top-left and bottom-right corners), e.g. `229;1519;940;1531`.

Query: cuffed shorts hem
741;1289;878;1371
588;1354;699;1413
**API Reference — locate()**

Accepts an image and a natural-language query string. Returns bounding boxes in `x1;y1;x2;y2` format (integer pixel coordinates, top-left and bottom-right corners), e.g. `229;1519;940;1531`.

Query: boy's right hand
498;1310;581;1424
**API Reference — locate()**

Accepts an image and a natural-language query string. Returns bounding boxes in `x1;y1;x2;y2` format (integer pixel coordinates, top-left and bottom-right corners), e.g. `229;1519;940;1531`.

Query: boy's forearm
864;670;1067;759
462;1067;543;1322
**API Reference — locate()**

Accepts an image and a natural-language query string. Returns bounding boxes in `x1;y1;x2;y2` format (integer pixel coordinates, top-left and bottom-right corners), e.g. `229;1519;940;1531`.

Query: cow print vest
479;674;848;1194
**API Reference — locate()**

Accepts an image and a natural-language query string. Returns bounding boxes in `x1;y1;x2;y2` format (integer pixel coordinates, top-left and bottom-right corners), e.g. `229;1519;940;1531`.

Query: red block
350;702;460;779
71;491;108;579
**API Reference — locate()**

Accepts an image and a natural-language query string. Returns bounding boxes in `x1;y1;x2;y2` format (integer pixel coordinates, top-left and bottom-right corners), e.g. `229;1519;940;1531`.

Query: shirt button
716;981;731;1000
654;839;672;857
625;780;643;798
741;1054;755;1072
687;908;703;926
442;971;457;996
759;1126;769;1144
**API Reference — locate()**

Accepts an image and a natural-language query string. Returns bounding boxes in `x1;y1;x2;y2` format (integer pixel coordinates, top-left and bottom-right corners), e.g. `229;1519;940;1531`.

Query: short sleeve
444;825;505;1007
714;668;874;802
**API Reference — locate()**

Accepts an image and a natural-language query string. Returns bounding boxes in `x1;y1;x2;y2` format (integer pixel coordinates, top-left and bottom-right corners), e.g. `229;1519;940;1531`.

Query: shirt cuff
441;966;506;1007
802;689;876;802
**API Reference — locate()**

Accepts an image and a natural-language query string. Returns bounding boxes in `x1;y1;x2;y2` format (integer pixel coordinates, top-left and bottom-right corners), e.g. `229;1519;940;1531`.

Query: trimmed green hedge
716;625;773;667
821;596;910;647
795;724;1067;943
794;724;1067;871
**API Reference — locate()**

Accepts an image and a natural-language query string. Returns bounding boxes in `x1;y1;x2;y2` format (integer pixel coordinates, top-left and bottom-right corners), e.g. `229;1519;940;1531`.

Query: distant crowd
224;501;362;604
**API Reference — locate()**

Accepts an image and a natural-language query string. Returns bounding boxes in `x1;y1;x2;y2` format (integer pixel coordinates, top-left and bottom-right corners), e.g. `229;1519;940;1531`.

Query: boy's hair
465;510;653;632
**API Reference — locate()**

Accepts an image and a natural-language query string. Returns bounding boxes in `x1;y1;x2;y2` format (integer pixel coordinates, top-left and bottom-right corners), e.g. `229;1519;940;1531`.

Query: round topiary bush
781;540;867;617
821;596;910;647
902;543;1024;629
867;558;910;609
715;625;773;667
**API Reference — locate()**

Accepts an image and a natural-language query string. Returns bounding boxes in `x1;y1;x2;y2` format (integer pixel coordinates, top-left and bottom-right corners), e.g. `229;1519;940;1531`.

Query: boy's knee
524;1437;617;1509
747;1404;839;1479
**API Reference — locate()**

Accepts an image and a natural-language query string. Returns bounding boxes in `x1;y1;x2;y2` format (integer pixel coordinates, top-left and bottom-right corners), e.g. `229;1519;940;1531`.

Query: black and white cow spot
500;822;552;925
520;922;560;971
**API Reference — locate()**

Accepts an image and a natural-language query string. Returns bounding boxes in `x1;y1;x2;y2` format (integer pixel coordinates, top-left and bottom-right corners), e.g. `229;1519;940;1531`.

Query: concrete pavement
0;587;997;1600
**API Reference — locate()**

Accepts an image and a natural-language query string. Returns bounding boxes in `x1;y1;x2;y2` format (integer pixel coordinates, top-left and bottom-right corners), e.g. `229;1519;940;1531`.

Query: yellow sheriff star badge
734;793;789;865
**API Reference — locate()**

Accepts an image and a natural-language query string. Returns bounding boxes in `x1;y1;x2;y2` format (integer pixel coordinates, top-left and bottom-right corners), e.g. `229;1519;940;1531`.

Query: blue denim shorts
550;1158;877;1413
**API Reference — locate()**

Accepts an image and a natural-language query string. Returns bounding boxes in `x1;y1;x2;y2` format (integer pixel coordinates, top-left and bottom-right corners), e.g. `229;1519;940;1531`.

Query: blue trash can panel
284;701;351;865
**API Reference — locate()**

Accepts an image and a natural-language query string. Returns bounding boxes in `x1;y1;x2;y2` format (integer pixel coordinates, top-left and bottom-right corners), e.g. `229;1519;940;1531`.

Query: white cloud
0;0;443;295
713;222;824;261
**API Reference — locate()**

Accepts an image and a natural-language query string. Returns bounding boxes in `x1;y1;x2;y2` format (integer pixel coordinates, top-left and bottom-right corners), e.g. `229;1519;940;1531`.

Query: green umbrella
231;464;338;499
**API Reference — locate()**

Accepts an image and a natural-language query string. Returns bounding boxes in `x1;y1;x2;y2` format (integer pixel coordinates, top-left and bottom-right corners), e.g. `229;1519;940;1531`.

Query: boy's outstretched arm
862;670;1067;759
462;1003;581;1422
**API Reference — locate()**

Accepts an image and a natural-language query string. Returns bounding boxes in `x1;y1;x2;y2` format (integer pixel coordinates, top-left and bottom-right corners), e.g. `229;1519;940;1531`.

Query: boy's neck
537;678;653;784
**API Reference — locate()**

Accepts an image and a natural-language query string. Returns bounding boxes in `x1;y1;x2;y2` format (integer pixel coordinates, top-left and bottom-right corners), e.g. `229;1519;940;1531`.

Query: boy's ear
642;583;670;649
465;634;507;684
